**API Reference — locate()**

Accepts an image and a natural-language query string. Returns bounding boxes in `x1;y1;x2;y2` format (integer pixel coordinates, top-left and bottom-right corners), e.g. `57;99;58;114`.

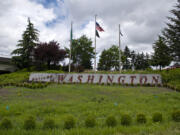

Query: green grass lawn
0;84;179;135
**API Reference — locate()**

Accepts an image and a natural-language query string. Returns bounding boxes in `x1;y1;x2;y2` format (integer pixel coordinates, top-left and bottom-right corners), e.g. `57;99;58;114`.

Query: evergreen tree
144;53;151;69
11;18;39;69
152;36;172;70
162;0;180;62
130;50;136;70
123;46;131;70
134;53;143;70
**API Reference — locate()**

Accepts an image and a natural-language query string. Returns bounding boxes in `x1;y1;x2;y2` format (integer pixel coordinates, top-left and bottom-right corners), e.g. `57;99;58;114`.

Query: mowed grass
0;84;180;135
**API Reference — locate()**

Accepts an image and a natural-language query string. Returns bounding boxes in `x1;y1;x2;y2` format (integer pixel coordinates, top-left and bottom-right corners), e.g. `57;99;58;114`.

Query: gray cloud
65;0;176;52
0;0;177;59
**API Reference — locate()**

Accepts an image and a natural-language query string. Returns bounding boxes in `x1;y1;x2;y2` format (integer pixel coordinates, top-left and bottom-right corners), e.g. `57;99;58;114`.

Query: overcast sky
0;0;177;58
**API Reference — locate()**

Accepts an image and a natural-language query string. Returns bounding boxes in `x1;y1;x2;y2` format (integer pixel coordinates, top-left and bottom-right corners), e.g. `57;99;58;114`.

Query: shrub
24;116;36;130
39;83;43;88
121;114;132;126
152;112;162;122
31;84;36;89
125;83;129;86
136;113;147;124
172;110;180;122
64;115;75;129
43;118;55;129
106;115;117;127
85;115;96;128
0;118;12;129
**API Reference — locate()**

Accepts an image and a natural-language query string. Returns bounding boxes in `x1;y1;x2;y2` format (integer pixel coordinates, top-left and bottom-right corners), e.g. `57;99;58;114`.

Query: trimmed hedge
106;115;117;127
64;115;75;129
121;114;132;126
172;110;180;122
152;112;163;122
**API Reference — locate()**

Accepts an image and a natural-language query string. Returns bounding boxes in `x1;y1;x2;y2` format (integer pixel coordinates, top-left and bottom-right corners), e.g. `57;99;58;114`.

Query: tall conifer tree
163;0;180;62
11;18;39;69
152;36;172;70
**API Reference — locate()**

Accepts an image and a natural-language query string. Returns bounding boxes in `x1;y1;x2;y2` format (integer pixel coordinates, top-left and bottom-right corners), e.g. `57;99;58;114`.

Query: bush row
0;111;179;130
163;83;180;92
0;82;50;89
56;82;163;87
0;81;179;92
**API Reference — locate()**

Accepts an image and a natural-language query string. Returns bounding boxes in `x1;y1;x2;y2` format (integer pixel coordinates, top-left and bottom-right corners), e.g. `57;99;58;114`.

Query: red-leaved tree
34;41;66;70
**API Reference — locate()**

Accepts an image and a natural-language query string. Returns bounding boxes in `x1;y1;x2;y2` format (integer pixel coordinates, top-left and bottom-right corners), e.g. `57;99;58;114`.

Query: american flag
96;22;104;32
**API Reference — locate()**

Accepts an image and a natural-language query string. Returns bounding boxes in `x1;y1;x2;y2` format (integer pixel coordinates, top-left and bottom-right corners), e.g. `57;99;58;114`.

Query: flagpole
119;24;121;73
94;15;97;72
69;21;73;73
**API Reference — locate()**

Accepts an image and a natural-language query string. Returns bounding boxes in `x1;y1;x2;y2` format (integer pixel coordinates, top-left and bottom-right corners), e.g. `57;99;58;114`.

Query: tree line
11;0;180;71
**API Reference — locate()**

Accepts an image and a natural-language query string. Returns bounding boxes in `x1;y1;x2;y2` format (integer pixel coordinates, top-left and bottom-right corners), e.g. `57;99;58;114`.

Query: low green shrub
136;113;147;124
125;83;129;86
172;110;180;122
106;115;117;127
121;114;132;126
24;116;36;130
152;112;162;122
135;83;139;86
0;118;12;129
85;115;96;128
43;118;56;129
64;115;75;129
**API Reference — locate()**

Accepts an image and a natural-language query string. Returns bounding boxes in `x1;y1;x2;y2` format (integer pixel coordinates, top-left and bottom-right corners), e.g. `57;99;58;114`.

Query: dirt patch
0;88;12;97
0;87;17;98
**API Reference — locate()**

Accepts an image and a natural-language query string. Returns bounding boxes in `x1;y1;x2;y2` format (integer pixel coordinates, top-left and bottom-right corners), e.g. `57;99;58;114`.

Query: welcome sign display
29;73;162;85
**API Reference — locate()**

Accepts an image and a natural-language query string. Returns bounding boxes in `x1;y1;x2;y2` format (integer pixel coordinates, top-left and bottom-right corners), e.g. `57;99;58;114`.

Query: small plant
152;112;162;122
172;110;180;122
85;115;96;128
121;114;132;126
125;83;129;86
24;116;36;130
163;83;167;87
136;113;147;124
106;115;117;127
43;118;56;129
101;83;105;85
0;118;12;129
64;115;75;129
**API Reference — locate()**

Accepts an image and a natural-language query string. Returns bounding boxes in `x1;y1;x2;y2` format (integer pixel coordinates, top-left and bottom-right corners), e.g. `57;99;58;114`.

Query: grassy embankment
0;69;179;135
0;85;180;135
0;68;180;91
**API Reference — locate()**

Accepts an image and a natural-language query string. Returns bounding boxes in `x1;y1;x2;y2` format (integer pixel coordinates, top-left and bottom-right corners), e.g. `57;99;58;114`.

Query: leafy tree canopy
98;45;121;71
34;41;66;70
67;35;95;70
